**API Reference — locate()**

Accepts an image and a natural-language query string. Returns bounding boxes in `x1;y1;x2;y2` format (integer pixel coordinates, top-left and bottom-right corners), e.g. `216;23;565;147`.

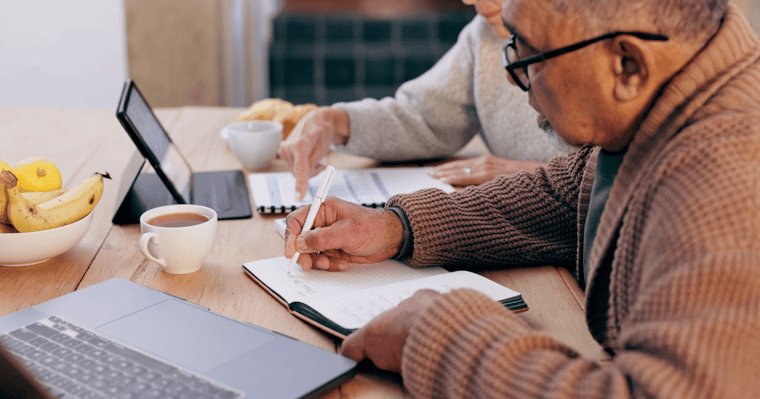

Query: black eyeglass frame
502;31;669;91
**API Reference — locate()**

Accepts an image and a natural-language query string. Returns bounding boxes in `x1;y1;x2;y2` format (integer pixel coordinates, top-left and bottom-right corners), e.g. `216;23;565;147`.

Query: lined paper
249;167;455;213
243;256;447;304
300;271;521;329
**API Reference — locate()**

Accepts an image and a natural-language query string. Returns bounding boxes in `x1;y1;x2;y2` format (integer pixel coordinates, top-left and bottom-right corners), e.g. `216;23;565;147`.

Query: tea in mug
147;212;210;228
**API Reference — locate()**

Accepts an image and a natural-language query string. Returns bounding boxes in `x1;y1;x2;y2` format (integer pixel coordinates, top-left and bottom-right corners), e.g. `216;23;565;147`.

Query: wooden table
0;106;607;397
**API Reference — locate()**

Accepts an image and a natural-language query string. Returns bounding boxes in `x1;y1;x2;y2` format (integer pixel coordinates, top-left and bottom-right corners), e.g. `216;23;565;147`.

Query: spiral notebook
249;167;454;214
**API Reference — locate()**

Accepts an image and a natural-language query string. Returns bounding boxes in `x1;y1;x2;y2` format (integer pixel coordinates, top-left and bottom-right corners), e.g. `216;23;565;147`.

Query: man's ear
610;37;652;102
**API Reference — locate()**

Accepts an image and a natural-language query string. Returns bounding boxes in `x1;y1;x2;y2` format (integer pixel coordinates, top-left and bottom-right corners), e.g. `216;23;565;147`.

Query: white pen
288;166;336;275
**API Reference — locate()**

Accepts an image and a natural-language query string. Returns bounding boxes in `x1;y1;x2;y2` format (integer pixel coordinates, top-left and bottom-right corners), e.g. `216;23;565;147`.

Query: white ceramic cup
139;204;217;274
225;121;283;170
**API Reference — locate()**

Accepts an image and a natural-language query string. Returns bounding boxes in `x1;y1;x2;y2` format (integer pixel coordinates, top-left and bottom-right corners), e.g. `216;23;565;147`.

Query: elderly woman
277;0;577;201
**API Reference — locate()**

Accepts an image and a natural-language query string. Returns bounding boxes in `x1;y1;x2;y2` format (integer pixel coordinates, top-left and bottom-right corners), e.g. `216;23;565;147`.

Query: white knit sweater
333;15;575;162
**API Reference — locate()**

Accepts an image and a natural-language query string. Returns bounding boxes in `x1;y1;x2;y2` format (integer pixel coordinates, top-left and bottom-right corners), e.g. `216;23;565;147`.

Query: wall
124;0;222;108
0;1;758;110
281;0;470;18
0;0;270;110
125;0;278;108
268;11;476;106
0;0;128;110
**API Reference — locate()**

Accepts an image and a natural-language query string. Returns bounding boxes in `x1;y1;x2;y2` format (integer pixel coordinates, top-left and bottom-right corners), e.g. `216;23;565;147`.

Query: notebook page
367;168;454;197
249;167;454;210
298;271;520;330
243;256;447;304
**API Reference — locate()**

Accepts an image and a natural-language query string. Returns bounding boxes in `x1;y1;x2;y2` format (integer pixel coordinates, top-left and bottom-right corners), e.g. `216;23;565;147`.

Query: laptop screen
120;82;192;203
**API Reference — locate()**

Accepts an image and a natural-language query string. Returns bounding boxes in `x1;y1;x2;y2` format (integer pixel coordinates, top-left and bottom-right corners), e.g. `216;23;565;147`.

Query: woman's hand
429;154;544;186
278;107;350;201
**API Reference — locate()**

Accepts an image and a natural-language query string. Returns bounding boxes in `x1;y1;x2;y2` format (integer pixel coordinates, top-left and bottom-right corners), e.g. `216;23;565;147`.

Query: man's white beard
541;122;582;153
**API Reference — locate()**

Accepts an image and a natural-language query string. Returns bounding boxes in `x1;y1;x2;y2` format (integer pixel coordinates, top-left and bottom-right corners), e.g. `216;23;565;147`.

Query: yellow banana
0;223;18;233
0;186;67;225
0;182;7;225
21;188;68;204
2;170;104;232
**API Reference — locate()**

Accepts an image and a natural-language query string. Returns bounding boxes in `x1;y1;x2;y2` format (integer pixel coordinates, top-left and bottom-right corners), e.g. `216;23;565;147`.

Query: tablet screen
118;82;192;203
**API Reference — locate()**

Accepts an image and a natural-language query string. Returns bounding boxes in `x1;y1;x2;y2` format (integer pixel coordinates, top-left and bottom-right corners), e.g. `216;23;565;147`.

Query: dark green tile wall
269;11;476;105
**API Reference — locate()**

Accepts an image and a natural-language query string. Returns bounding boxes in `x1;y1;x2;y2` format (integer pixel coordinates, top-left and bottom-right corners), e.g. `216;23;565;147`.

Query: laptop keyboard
0;316;243;399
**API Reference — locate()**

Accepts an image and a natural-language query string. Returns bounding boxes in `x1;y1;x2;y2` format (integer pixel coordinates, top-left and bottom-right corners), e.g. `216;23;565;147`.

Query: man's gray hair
552;0;728;40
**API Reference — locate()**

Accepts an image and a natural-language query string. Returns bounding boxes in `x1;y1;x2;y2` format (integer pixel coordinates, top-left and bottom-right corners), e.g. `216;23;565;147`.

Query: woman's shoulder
456;15;505;51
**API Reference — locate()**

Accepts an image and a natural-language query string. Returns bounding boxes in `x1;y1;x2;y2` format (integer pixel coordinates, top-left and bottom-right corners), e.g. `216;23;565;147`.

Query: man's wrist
387;207;413;259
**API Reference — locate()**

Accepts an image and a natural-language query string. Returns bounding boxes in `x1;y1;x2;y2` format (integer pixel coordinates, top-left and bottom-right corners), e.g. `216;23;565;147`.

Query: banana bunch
0;223;18;234
0;170;105;232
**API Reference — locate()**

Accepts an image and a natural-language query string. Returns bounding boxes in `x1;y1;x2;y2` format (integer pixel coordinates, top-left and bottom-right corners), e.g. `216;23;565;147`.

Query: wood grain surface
0;106;606;398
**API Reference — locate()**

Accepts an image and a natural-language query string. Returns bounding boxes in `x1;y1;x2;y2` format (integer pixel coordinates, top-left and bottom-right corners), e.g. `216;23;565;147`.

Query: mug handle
139;232;166;268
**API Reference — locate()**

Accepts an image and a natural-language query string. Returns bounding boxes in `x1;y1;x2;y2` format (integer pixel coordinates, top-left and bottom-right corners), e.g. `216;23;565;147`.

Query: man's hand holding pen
288;166;336;275
284;197;406;272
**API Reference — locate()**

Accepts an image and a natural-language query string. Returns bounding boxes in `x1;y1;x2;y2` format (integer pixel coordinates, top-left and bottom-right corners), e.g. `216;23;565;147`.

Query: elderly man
284;0;760;397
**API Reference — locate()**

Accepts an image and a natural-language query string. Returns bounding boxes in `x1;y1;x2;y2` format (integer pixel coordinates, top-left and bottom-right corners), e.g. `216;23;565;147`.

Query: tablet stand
112;151;179;225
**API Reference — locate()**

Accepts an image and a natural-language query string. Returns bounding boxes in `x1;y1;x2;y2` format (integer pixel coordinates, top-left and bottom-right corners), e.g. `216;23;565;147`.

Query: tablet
114;80;252;223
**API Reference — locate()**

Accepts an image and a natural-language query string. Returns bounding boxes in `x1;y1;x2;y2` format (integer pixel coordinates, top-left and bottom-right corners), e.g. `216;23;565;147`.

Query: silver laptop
0;278;357;399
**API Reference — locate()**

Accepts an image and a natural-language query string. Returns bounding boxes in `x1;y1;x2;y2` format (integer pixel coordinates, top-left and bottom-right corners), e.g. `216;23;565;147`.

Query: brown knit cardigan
386;5;760;398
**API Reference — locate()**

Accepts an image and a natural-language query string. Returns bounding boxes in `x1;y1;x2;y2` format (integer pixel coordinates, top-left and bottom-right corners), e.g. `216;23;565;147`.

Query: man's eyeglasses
502;31;669;91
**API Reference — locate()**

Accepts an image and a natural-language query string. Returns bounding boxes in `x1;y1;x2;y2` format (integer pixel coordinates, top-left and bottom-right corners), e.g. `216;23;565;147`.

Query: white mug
139;205;217;274
225;121;283;170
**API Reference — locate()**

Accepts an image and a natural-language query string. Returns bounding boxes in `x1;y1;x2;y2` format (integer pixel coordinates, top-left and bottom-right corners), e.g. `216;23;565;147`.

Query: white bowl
0;212;93;267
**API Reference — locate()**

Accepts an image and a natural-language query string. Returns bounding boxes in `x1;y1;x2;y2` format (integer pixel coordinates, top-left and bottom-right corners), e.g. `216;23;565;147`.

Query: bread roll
237;99;317;139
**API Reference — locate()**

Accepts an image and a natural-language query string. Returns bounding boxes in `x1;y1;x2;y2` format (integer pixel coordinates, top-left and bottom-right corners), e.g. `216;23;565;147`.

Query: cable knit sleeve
386;146;592;269
400;115;760;398
403;289;631;399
